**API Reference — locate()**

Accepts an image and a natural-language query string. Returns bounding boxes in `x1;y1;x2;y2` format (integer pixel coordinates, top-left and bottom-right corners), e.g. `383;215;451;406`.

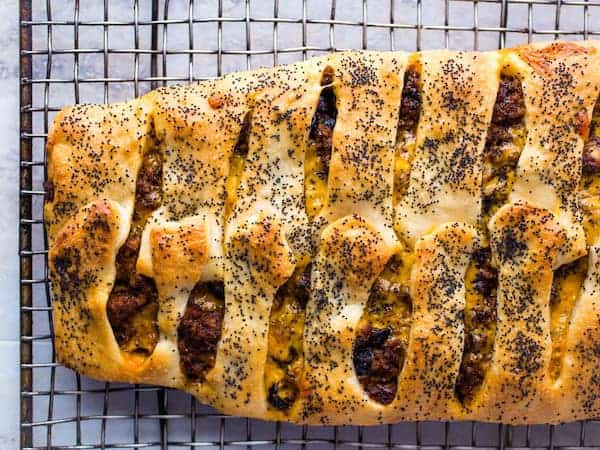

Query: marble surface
5;1;600;449
0;0;22;449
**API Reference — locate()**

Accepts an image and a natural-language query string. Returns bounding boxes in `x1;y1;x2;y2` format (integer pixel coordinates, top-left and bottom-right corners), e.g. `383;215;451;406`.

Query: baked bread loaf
45;41;600;425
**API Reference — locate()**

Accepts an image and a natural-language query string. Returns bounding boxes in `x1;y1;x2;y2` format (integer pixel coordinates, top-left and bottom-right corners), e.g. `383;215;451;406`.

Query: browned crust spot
208;94;225;109
518;42;595;75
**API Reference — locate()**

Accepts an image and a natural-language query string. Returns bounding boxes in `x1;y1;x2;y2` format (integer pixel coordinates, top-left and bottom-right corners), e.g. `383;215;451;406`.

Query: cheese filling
263;67;340;412
549;258;588;379
224;111;251;221
265;263;311;412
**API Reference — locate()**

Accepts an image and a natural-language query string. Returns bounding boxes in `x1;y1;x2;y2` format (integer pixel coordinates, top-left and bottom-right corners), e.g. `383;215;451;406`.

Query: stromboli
45;41;600;424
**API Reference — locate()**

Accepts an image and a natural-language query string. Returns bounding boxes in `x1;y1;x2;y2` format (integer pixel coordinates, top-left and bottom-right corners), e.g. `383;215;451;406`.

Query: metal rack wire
18;0;600;449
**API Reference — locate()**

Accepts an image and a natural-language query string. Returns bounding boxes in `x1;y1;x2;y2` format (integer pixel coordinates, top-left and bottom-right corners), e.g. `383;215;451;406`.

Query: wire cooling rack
19;0;600;449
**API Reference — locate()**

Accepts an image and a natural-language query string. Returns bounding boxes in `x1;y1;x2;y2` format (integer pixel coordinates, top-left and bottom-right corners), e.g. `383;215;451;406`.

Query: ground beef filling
583;135;600;175
353;265;412;405
492;77;526;125
398;68;421;131
107;276;158;350
393;67;421;204
134;151;162;211
177;281;225;381
266;264;312;411
482;76;526;221
456;248;498;402
115;150;162;284
463;77;524;385
115;226;143;284
353;326;404;405
107;149;162;353
305;66;337;218
310;67;337;177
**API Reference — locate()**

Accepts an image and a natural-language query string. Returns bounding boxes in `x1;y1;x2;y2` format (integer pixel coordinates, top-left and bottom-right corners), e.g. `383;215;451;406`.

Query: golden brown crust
473;202;566;423
45;99;155;244
508;41;600;265
199;212;295;418
314;51;407;248
396;222;480;421
46;42;600;425
558;245;600;421
50;200;124;378
396;50;500;244
301;214;394;425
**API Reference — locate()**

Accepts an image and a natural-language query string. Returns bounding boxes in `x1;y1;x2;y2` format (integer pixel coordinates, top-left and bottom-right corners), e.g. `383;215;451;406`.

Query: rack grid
18;1;600;449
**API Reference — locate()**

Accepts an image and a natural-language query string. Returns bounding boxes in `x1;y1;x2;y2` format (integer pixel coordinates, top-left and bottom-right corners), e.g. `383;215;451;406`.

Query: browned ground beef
309;68;337;178
583;136;600;174
472;248;498;302
455;331;487;401
135;151;162;211
107;289;145;329
177;282;225;381
107;149;162;352
353;326;404;405
233;112;251;156
455;249;498;402
484;124;521;164
107;276;157;344
268;380;298;411
115;226;142;283
398;68;421;131
492;77;525;126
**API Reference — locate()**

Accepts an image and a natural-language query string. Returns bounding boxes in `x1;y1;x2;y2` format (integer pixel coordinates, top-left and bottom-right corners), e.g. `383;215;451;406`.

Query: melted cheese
481;124;526;234
121;301;159;355
224;152;246;221
357;247;414;355
393;130;416;206
304;143;328;219
265;263;311;412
